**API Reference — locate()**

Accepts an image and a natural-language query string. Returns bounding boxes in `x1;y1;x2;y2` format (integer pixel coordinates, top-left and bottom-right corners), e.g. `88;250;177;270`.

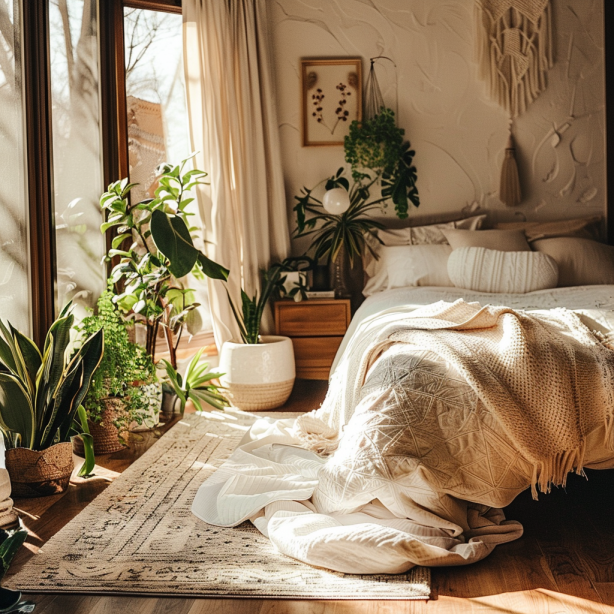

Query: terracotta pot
73;398;125;456
6;442;74;498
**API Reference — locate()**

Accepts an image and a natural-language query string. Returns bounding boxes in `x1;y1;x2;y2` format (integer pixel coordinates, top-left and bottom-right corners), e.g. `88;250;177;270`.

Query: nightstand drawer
275;300;350;337
292;336;343;380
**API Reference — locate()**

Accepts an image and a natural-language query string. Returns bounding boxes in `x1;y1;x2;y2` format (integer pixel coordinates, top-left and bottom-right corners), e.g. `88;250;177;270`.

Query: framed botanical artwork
301;58;362;147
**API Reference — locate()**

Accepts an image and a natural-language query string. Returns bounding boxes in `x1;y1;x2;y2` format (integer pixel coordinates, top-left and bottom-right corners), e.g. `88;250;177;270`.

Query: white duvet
192;286;614;574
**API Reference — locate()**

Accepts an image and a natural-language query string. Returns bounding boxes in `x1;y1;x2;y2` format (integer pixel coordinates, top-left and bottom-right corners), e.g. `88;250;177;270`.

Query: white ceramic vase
219;335;295;411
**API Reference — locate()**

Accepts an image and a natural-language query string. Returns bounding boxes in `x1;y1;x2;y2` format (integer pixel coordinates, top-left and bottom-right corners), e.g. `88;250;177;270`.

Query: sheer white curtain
182;0;290;347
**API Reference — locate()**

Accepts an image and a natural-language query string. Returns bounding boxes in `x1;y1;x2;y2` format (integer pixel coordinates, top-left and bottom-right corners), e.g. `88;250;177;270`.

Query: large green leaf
0;335;17;375
0;523;28;580
197;252;229;281
150;210;198;278
34;339;54;441
43;314;74;402
0;373;35;449
13;328;42;393
55;328;104;446
76;405;95;477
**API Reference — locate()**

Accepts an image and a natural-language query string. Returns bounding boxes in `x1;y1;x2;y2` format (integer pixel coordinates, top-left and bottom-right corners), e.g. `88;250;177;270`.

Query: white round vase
219;335;295;411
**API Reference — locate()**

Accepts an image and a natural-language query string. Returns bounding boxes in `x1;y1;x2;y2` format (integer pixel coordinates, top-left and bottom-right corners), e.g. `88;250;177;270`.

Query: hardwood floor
8;378;614;613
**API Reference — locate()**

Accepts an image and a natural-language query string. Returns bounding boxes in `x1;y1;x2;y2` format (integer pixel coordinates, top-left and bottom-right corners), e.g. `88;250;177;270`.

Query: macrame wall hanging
476;0;553;206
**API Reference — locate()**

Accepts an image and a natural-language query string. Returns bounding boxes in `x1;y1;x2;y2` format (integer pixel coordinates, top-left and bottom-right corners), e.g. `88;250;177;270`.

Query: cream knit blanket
295;300;614;497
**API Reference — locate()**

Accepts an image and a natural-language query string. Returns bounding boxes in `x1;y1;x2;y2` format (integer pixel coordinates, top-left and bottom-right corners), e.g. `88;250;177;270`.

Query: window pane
0;0;30;333
49;0;105;317
124;8;212;334
124;8;190;202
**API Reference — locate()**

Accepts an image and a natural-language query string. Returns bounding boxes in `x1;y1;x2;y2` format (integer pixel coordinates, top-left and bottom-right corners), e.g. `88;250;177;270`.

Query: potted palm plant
0;307;103;497
73;291;159;455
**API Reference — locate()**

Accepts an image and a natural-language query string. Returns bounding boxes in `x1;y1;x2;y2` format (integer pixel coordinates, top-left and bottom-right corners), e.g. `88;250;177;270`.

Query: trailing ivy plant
294;168;385;265
100;156;229;368
344;107;419;219
75;291;157;433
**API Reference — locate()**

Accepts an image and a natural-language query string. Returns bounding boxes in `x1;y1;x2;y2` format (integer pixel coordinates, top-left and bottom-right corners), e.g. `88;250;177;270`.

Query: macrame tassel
500;134;522;207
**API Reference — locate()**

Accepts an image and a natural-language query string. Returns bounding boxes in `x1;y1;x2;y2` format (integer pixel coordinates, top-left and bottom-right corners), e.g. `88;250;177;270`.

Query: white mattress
333;285;614;374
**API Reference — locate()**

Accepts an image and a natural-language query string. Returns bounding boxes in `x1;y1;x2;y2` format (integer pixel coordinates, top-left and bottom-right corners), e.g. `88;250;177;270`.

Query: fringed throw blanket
295;300;614;498
476;0;553;118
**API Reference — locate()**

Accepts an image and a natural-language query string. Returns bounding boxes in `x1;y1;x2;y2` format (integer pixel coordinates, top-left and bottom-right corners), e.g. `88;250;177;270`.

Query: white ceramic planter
219;335;295;410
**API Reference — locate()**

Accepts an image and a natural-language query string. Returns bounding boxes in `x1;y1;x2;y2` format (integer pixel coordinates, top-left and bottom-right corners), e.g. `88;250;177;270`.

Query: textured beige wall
269;0;605;250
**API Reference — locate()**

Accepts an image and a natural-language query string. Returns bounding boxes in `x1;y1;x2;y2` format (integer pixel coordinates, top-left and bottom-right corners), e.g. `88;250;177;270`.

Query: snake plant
0;306;103;476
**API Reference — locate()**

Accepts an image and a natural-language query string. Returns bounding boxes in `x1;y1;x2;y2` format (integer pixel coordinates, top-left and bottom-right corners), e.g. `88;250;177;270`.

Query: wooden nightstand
274;299;351;380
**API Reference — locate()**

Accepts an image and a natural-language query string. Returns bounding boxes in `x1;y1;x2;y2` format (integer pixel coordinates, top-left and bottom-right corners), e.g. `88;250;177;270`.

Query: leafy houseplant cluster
100;158;229;370
76;291;157;435
344;107;419;220
99;157;230;418
294;168;385;267
293;107;419;278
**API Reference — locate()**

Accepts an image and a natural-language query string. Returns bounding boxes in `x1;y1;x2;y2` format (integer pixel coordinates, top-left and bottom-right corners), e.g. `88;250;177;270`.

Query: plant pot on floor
160;388;182;421
73;398;126;456
219;335;295;411
5;442;74;498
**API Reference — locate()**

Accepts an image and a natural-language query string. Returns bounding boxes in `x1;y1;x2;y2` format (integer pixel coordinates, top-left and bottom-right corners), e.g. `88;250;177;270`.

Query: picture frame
301;58;362;147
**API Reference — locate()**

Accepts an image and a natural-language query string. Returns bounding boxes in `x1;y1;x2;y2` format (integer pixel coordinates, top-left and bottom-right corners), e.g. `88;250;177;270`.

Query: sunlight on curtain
49;0;105;317
0;0;30;332
124;7;212;333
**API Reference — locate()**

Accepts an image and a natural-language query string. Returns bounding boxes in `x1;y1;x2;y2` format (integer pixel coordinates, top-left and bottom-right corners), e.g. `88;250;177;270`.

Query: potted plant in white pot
0;306;103;496
219;257;311;411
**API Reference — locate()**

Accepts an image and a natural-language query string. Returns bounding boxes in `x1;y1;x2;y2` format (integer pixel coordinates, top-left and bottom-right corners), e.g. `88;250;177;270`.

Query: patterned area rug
6;410;431;600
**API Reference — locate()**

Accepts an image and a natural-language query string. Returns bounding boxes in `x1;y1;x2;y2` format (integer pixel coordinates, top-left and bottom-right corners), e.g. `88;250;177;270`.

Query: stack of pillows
363;215;614;296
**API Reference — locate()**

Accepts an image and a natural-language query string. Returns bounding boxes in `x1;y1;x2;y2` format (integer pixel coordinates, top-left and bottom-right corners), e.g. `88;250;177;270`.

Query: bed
192;221;614;575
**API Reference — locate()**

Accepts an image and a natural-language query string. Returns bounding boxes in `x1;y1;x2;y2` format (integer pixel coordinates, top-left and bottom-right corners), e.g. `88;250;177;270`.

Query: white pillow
363;214;486;280
447;247;559;294
363;244;453;296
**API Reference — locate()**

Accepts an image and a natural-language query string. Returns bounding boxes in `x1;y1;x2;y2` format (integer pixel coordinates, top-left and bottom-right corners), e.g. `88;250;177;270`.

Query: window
0;0;31;333
122;3;213;340
49;0;106;316
123;7;190;203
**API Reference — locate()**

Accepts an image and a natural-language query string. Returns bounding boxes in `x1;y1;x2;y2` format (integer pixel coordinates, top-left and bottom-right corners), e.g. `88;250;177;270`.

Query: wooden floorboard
10;378;614;613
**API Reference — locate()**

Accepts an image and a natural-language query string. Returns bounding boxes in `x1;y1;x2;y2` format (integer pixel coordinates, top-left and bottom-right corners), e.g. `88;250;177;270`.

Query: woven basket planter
219;336;295;411
6;442;74;498
73;398;126;456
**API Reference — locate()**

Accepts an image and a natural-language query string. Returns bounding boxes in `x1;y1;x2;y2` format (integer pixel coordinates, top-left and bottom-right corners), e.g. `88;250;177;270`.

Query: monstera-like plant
0;306;104;491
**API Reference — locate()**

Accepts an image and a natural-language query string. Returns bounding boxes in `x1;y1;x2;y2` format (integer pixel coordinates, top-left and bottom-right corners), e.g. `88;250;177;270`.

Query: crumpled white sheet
192;417;523;574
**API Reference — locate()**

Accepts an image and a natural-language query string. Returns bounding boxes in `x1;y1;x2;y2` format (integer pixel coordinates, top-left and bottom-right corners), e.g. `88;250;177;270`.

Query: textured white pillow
363;244;453;296
447;247;559;293
363;214;486;280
